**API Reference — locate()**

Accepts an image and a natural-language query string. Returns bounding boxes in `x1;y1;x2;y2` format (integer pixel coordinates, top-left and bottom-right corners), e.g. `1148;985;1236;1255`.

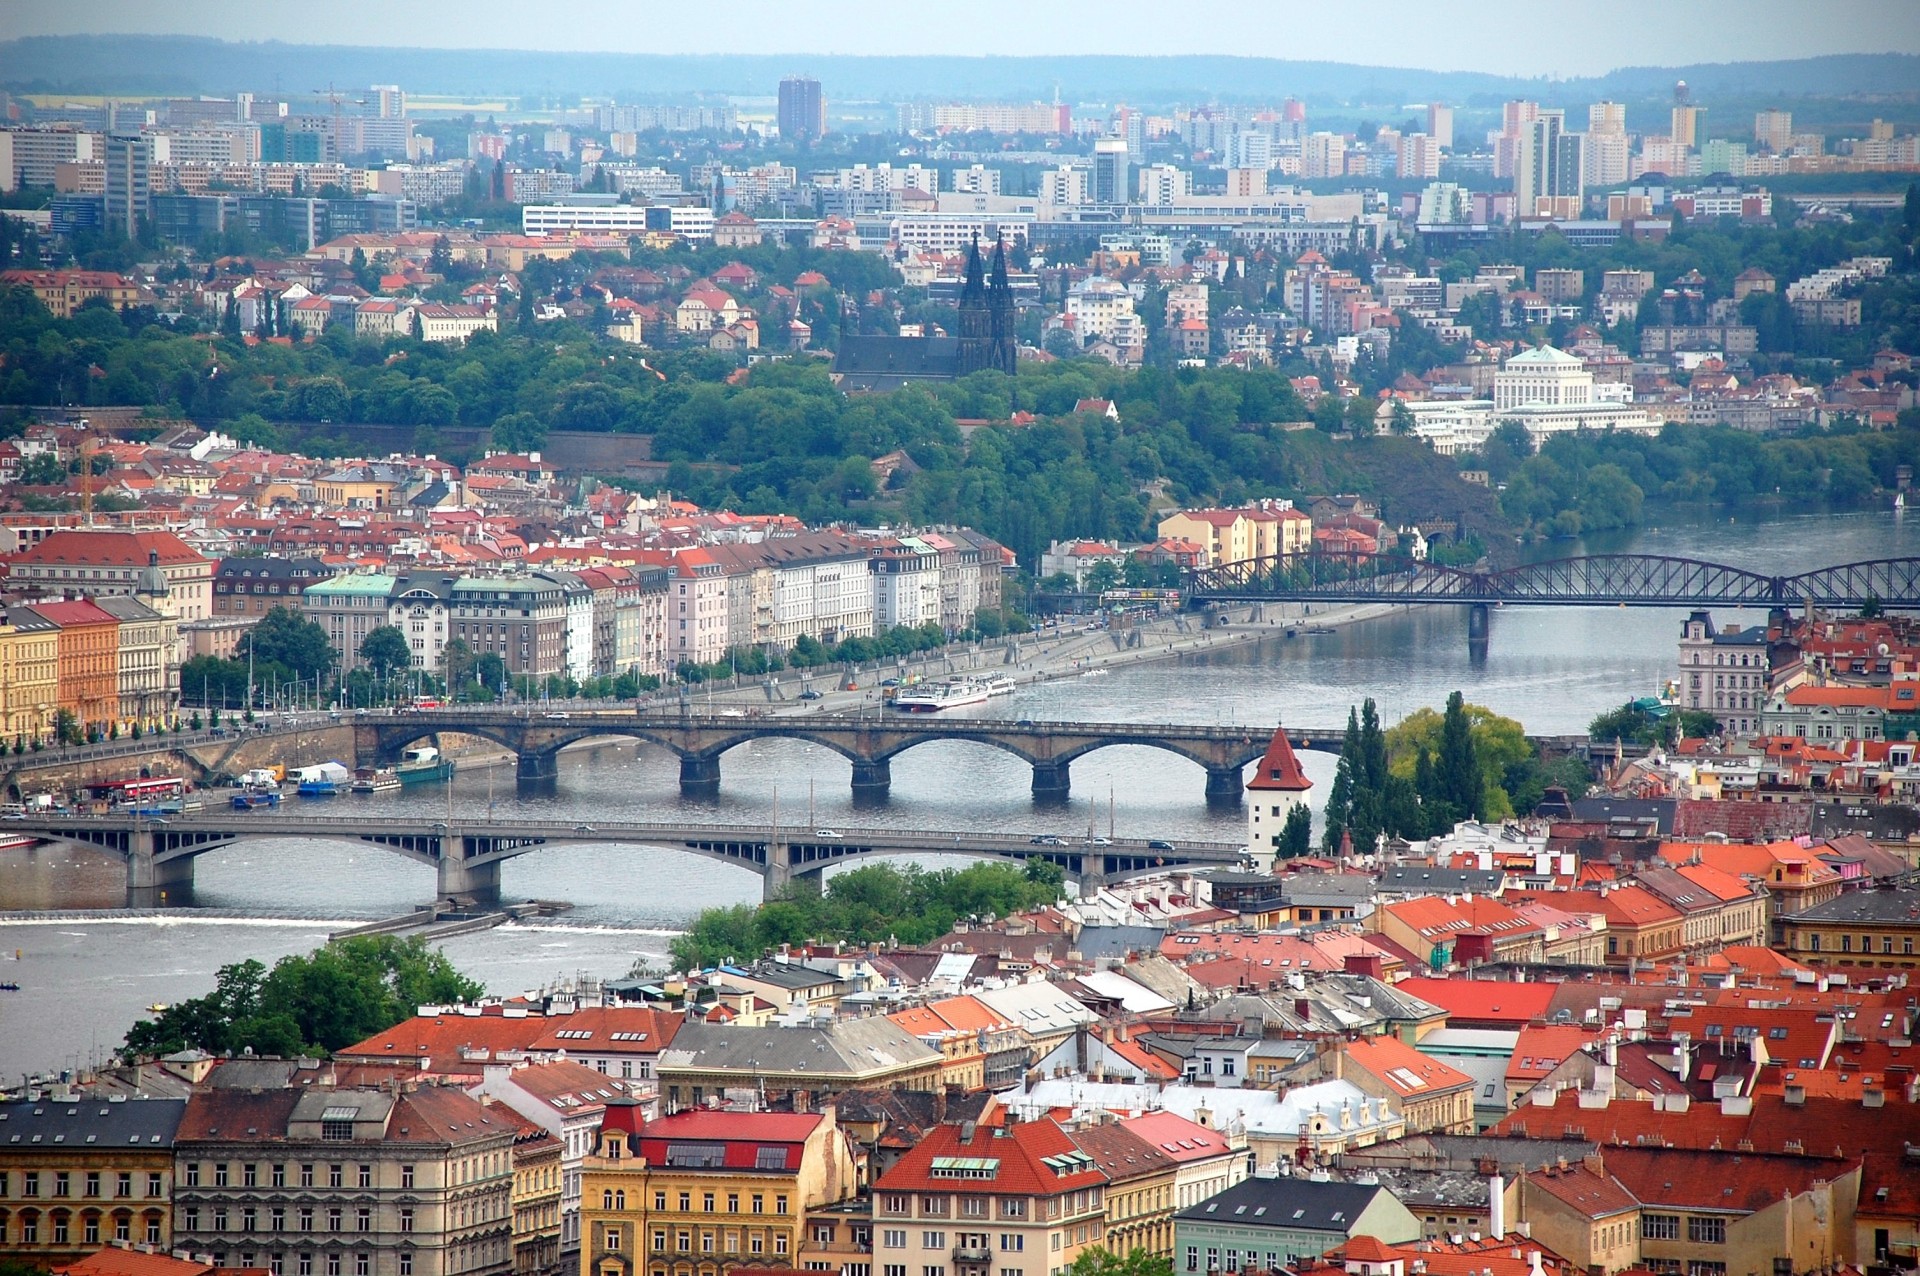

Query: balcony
952;1246;992;1264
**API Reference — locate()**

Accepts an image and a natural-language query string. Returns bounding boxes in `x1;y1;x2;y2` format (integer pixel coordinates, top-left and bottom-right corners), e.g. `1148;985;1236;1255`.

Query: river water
0;508;1908;1078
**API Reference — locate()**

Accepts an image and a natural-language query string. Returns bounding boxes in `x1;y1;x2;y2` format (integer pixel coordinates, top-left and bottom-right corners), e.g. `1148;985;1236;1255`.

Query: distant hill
3;35;1916;109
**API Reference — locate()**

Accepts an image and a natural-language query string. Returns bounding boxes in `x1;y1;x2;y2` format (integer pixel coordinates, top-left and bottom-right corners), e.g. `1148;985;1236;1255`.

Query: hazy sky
5;0;1917;76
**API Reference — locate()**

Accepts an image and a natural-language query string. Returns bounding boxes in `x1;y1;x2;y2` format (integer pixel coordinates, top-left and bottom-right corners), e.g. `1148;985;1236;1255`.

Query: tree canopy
121;935;483;1061
669;860;1066;970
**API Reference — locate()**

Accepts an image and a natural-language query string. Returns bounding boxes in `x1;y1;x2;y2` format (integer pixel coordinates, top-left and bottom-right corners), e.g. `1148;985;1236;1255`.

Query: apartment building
0;1098;185;1264
871;1118;1109;1276
7;529;213;621
170;1084;515;1276
450;575;571;677
579;1099;860;1276
0;605;60;741
1156;504;1310;569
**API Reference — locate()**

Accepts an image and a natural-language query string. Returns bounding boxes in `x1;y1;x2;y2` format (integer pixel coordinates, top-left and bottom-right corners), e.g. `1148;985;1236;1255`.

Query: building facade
171;1085;516;1276
0;1097;184;1265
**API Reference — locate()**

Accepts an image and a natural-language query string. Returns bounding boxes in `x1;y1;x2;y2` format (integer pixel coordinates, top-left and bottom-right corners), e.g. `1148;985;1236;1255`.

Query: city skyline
5;0;1919;79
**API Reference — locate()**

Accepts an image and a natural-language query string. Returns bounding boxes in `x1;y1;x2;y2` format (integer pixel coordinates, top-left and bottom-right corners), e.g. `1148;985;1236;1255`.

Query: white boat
981;675;1016;696
892;679;993;712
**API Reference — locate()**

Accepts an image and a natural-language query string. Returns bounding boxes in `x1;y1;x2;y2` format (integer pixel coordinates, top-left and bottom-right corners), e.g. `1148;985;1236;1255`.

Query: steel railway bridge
1186;553;1920;642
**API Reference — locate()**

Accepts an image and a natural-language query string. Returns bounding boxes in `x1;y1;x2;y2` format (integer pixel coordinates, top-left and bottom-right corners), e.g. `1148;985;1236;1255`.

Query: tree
1436;691;1484;821
1085;561;1122;594
1277;804;1313;859
239;607;336;682
360;626;414;680
121;936;483;1060
491;410;548;453
1066;1250;1174;1276
18;452;64;485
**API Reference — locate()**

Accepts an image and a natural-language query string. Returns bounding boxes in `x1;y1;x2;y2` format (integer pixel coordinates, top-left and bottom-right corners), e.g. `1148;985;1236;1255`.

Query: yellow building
0;1097;183;1265
0;607;60;742
510;1120;565;1276
1778;887;1920;969
871;1118;1110;1276
1067;1124;1178;1258
579;1100;862;1276
1156;504;1311;569
313;464;403;510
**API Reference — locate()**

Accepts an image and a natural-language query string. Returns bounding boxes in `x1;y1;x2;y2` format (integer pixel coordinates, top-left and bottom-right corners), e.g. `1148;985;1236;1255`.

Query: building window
243;1165;257;1189
401;1165;414;1189
358;1165;372;1189
85;1172;100;1198
299;1208;314;1232
398;1258;412;1276
1688;1217;1726;1244
148;1174;163;1198
272;1165;286;1190
883;1231;907;1249
214;1164;228;1188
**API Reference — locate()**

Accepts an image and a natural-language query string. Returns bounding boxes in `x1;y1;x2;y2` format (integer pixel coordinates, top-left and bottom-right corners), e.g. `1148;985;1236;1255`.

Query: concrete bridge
11;813;1246;908
358;710;1333;801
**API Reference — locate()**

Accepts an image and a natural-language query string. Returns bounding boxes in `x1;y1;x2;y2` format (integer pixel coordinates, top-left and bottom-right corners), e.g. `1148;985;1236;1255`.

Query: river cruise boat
349;767;403;794
892;678;993;712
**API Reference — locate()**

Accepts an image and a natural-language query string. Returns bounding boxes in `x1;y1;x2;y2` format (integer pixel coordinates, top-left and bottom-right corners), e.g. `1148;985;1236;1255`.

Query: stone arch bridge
356;710;1362;801
15;814;1245;909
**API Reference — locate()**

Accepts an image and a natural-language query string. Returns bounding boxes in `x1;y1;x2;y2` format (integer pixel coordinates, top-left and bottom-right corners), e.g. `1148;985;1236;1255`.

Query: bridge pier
516;750;559;787
1031;761;1072;801
1467;602;1491;663
437;847;502;910
850;757;892;793
127;835;195;907
680;753;722;796
762;853;793;901
1204;765;1244;805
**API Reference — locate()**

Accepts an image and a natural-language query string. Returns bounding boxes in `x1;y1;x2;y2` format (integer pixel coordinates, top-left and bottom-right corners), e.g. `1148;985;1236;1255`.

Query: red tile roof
875;1118;1104;1195
1116;1111;1236;1163
1340;1035;1475;1098
1525;1161;1638;1218
1245;725;1311;792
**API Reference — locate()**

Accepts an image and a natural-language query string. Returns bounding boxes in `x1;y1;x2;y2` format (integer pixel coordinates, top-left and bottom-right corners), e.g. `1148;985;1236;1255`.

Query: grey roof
1339;1132;1597;1175
1337;1164;1490;1209
1785;887;1920;924
0;1097;187;1150
94;594;164;622
1568;796;1675;834
1174;1175;1391;1234
657;1017;939;1077
1375;866;1506;896
1072;925;1170;961
833;335;962;390
722;962;840;990
1281;873;1377;904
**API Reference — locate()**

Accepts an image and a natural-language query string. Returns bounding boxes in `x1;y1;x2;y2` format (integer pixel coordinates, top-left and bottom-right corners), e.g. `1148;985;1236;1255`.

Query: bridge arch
367;721;526;766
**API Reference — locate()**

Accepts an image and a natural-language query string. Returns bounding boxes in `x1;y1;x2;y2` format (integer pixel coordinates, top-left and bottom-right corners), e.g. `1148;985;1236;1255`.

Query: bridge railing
386;708;1308;740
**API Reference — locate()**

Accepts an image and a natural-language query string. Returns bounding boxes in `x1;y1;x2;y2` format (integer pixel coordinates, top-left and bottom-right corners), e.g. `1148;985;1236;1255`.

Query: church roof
833;334;962;391
1246;726;1312;792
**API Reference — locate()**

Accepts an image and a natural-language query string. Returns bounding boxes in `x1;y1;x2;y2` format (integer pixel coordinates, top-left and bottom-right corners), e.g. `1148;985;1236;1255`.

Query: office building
1092;137;1130;204
777;77;826;143
1425;103;1454;149
104;132;150;239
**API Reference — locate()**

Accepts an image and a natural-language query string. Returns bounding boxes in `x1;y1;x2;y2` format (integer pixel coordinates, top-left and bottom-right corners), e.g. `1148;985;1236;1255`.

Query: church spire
960;234;985;303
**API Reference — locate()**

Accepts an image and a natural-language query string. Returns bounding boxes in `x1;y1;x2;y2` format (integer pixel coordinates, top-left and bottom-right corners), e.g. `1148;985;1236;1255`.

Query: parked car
798;689;823;701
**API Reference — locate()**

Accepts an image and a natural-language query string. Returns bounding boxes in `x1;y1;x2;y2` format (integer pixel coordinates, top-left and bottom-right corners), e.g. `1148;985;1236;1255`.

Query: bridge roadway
13;812;1247;908
356;709;1589;799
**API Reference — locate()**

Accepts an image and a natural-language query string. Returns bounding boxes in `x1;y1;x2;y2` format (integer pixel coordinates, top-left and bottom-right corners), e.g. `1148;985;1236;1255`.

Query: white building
870;538;942;630
1136;163;1191;205
1064;275;1141;343
1039;164;1090;206
1490;344;1657;447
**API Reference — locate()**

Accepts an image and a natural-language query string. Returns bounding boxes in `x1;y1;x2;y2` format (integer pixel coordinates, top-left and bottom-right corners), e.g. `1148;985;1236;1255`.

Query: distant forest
4;36;1918;111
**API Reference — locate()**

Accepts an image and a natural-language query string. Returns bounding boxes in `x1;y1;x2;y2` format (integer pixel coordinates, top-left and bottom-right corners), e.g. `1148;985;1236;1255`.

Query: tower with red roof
1245;724;1312;869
